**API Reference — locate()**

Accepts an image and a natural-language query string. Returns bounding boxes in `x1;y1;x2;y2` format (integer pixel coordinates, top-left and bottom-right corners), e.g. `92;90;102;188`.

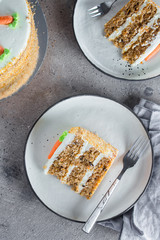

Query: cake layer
80;156;112;199
104;0;160;65
44;128;118;199
123;18;160;64
66;147;100;192
48;135;84;179
113;3;157;49
104;0;145;38
69;127;118;158
122;8;160;54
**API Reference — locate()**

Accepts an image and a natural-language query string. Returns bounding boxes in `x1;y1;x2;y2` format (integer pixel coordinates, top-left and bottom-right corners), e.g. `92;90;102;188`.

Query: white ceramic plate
73;0;160;80
25;95;153;222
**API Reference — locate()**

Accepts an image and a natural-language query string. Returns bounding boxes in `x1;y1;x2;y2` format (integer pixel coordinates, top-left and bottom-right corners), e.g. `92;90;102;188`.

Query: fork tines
128;136;149;160
88;6;99;11
88;6;102;18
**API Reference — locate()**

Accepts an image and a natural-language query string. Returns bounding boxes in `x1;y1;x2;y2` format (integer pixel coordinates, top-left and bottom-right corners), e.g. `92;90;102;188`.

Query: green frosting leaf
9;13;19;29
0;48;10;61
59;131;68;142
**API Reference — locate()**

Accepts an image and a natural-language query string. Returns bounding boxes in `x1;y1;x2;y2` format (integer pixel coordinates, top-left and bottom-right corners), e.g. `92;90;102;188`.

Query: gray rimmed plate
25;95;153;222
73;0;160;80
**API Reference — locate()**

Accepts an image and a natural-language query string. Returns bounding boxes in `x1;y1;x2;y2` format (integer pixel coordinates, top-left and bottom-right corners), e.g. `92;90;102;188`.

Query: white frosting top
0;0;31;70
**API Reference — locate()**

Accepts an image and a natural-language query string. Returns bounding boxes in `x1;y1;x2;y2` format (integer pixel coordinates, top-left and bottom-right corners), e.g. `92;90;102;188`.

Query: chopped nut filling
123;18;160;64
113;4;157;48
105;0;145;38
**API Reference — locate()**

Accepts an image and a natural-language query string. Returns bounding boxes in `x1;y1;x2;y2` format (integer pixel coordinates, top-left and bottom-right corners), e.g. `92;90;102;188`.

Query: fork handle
82;178;120;234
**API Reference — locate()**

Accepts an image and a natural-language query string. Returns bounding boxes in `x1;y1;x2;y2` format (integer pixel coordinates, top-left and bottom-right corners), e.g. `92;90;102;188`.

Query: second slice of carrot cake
104;0;160;65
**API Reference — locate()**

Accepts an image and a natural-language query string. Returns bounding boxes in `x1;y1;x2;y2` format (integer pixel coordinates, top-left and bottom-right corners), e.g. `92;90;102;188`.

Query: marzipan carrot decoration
48;131;68;159
0;16;13;25
0;13;19;29
48;140;62;159
145;44;160;61
0;46;4;55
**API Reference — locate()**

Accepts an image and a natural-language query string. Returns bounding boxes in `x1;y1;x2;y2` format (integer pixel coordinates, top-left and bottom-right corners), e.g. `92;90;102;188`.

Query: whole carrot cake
0;0;39;100
44;127;118;199
104;0;160;65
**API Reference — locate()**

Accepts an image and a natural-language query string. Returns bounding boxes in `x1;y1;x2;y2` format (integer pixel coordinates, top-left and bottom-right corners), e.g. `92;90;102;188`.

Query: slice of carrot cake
44;127;118;199
104;0;160;65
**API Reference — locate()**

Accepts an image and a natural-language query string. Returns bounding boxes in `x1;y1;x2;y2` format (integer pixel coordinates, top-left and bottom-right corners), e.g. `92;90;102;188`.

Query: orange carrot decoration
145;44;160;61
0;16;13;25
48;140;62;159
0;46;4;55
47;131;68;159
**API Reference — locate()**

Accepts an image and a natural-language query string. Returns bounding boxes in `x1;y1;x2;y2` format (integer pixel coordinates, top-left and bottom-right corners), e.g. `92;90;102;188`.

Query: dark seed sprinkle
89;162;94;166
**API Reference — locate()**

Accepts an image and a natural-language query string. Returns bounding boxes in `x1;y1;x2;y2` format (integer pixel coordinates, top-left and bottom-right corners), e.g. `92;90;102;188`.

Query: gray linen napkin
99;99;160;240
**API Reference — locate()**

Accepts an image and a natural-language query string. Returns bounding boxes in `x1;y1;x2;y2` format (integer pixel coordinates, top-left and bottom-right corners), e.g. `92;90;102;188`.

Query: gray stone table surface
1;0;160;239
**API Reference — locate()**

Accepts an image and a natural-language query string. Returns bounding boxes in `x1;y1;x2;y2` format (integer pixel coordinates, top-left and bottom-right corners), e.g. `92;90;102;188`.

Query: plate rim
24;94;154;223
73;0;160;82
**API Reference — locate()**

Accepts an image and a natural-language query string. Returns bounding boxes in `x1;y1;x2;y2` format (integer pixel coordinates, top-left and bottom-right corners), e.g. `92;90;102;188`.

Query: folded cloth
99;99;160;240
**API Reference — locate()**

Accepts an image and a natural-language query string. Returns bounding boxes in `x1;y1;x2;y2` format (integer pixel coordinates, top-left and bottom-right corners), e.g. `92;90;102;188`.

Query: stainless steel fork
88;0;118;17
82;136;149;233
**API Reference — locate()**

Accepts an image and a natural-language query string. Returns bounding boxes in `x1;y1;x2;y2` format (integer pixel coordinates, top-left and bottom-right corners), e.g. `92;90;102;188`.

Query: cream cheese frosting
0;0;31;70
